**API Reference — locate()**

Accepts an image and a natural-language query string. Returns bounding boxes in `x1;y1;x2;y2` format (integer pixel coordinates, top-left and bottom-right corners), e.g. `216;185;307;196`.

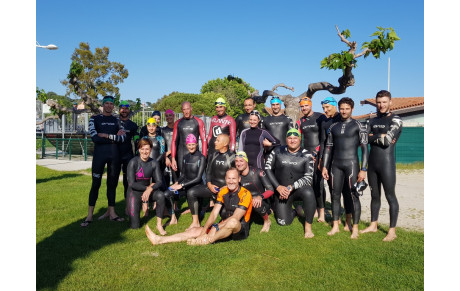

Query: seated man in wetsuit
145;168;253;245
235;151;274;232
186;134;235;228
264;128;316;239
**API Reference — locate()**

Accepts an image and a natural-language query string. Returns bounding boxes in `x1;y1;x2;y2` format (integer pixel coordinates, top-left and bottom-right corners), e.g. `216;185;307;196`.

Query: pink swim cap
186;134;197;144
165;109;175;115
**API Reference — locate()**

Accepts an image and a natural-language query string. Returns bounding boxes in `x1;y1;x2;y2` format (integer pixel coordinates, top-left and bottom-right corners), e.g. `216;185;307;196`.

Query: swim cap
270;97;282;105
102;96;115;104
215;97;227;107
286;128;301;137
119;100;130;107
235;151;248;163
321;97;337;107
299;97;312;107
165;109;174;115
146;118;157;125
186;134;197;144
151;110;161;117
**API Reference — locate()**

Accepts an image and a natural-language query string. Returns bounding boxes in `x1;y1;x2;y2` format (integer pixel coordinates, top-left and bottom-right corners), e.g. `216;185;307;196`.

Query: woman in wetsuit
238;110;279;169
126;138;166;234
164;134;206;227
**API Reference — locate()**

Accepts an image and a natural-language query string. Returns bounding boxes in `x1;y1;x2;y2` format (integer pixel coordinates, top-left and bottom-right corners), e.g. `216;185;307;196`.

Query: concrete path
36;159;92;171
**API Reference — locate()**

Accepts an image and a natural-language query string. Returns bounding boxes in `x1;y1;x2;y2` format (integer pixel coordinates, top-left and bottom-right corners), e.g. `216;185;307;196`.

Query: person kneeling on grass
145;168;253;246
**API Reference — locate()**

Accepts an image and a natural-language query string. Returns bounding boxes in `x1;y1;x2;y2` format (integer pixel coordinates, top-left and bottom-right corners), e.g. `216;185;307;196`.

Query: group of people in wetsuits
81;90;402;245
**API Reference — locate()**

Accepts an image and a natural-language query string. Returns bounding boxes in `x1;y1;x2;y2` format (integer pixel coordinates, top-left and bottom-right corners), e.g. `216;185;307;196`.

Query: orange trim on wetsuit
216;186;253;223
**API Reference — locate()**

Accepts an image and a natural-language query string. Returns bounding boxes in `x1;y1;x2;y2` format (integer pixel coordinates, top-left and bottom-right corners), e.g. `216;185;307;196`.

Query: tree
250;25;400;122
153;92;220;116
45;42;130;115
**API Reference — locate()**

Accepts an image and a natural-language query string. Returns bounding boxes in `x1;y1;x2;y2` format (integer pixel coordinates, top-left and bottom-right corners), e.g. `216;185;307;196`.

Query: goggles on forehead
270;96;282;104
119;104;130;108
321;98;337;106
215;101;226;106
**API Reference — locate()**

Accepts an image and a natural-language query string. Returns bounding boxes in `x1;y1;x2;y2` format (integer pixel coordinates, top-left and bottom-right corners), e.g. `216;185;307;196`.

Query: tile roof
356;97;424;120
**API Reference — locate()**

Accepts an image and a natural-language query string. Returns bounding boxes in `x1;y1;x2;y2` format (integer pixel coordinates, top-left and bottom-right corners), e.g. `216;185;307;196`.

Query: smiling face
119;106;130;119
286;135;301;152
244;98;256;114
102;101;114;115
215;105;226;116
322;104;337;118
139;144;152;161
186;142;197;153
147;123;157;135
248;114;259;128
271;102;281;115
165;112;175;124
339;103;353;120
235;156;248;172
300;102;312;116
225;169;241;192
376;96;392;114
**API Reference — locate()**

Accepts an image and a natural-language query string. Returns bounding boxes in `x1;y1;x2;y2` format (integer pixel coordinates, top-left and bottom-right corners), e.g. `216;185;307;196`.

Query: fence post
41;134;45;158
84;138;87;161
69;138;72;160
55;139;59;159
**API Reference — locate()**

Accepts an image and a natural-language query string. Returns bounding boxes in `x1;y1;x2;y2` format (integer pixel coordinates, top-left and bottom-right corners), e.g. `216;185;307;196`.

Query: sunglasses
286;132;300;137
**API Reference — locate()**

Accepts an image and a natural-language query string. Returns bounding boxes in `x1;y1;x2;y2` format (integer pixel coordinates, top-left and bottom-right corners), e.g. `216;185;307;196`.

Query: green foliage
153;92;217;116
36;87;48;103
61;42;129;99
341;29;351;39
362;27;400;58
321;51;357;72
36;165;424;290
36;87;73;117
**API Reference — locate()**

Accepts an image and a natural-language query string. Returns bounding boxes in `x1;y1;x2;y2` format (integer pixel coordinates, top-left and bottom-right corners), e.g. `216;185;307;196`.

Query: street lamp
36;41;58;50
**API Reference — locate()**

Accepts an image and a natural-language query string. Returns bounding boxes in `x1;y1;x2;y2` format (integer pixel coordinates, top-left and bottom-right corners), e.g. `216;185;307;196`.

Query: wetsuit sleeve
89;116;110;144
229;117;237;152
170;120;180;159
358;121;369;170
288;117;294;129
258;169;275;199
261;129;280;147
206;152;216;183
293;151;314;189
132;124;140;149
264;149;280;189
235;115;242;137
156;136;165;163
238;129;246;151
197;117;208;157
318;121;328;161
182;155;206;188
151;161;163;191
322;125;334;169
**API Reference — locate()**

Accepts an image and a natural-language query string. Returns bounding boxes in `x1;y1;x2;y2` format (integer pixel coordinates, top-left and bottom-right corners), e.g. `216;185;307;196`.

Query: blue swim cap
270;97;282;105
321;97;337;107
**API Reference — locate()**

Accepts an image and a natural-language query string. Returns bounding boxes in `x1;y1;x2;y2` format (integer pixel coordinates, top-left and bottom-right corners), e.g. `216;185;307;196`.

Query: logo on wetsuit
212;126;223;137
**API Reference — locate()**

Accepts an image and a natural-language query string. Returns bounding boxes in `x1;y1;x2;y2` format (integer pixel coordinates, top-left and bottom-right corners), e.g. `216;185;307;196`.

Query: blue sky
36;0;424;116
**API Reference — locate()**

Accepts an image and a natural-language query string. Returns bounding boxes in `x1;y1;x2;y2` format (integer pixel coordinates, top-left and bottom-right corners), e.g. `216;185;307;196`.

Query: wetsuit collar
377;111;391;117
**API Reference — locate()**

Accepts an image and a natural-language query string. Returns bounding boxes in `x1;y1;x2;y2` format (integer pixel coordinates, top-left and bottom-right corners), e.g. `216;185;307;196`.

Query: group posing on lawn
80;90;402;245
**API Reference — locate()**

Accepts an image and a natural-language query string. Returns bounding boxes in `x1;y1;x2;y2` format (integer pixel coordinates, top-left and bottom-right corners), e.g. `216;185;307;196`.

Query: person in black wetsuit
186;134;235;228
81;96;126;227
171;102;208;175
261;96;293;146
164;134;206;227
139;110;162;138
265;128;316;238
235;151;274;232
118;101;139;205
126;138;167;234
145;168;253;246
235;97;260;147
322;97;369;239
162;109;177;186
238;110;279;169
295;97;326;222
360;90;402;242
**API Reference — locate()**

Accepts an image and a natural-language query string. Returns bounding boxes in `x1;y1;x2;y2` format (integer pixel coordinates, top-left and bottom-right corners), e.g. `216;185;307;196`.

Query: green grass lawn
36;165;423;290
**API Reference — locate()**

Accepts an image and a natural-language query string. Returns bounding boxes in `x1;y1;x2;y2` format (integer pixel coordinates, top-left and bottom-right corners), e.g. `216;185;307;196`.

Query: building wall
401;113;424;127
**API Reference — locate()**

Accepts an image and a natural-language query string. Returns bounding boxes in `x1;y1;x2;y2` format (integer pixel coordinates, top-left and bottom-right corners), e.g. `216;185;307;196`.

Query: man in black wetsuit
171;102;208;175
81;96;126;227
295;97;326;222
322;97;369;239
360;90;402;242
235;97;260;145
207;97;236;157
117;101;139;214
162;109;176;186
265;128;316;239
187;134;235;227
261;96;293;146
235;151;274;232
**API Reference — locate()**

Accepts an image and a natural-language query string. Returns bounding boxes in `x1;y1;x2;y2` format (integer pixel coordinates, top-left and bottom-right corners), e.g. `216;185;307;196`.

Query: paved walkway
36;159;92;171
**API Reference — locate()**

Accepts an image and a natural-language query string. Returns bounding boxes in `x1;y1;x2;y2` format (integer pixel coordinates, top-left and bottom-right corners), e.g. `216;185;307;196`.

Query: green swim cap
119;100;130;107
286;128;301;137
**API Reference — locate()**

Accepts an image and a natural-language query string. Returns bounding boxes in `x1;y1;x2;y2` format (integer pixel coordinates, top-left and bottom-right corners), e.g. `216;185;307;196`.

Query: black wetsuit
119;119;138;198
367;112;402;228
240;167;274;218
161;125;176;185
261;114;293;146
207;114;237;157
187;150;235;215
126;156;165;229
171;116;207;174
235;113;261;143
322;118;369;225
238;127;279;169
88;114;126;207
265;146;316;225
139;125;161;140
163;150;206;213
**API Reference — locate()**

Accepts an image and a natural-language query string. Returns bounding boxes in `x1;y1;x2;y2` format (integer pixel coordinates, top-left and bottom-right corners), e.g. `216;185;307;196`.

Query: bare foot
383;233;397;242
185;222;201;231
187;235;211;245
327;226;340;236
145;225;161;245
169;214;178;225
260;220;271;233
313;210;318;218
317;216;326;223
360;225;378;234
350;230;359;239
182;208;191;215
142;203;149;217
98;212;109;220
343;222;352;232
304;231;315;239
156;225;167;236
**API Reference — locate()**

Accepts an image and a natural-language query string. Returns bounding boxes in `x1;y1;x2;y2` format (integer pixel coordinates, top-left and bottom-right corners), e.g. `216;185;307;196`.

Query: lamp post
36;41;58;50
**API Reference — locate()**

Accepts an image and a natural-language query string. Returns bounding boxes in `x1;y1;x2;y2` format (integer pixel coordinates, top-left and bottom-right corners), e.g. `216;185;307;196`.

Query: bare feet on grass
185;222;201;232
383;228;397;242
156;224;167;236
360;222;378;234
343;214;352;232
145;225;161;245
317;208;325;223
169;214;178;225
327;224;340;236
187;235;212;246
260;219;271;233
350;225;359;239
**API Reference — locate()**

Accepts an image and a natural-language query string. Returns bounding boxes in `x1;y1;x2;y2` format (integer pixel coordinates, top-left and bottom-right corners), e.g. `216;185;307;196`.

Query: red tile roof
356;97;424;120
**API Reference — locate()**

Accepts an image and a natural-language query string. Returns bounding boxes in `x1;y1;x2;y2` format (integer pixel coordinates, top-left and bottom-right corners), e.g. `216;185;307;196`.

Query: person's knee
224;217;241;230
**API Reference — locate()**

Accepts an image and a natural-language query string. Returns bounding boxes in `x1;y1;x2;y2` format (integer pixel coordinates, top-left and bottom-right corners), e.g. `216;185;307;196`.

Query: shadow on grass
36;173;84;184
36;201;147;290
